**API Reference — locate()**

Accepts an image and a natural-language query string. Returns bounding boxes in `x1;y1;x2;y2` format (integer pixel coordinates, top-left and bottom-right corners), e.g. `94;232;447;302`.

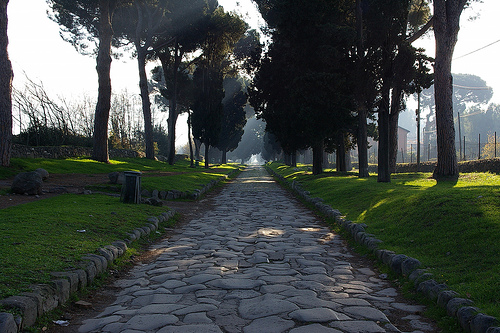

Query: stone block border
266;165;500;333
138;167;241;202
0;210;176;333
0;166;241;332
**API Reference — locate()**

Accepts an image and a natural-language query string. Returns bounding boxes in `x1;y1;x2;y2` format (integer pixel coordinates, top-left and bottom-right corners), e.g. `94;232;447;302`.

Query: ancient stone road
78;166;437;333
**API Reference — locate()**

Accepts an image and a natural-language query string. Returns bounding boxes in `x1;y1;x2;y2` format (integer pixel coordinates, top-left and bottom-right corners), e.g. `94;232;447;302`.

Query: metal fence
365;132;500;164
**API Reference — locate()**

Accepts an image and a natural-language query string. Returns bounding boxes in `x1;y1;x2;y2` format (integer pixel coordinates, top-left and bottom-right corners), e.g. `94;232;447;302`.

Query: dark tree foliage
251;0;356;174
217;77;248;164
190;7;246;168
358;0;433;181
191;65;224;168
0;0;12;166
261;131;281;162
151;0;218;165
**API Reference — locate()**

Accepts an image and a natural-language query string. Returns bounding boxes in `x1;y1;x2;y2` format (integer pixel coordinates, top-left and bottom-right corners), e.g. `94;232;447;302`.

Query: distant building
398;126;410;159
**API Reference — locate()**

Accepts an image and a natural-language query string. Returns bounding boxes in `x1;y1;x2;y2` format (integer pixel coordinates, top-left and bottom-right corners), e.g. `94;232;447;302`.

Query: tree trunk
336;132;346;172
357;105;369;177
284;153;291;166
355;0;369;178
92;0;115;163
377;85;391;182
432;0;465;179
291;151;297;167
167;41;181;165
312;140;324;175
194;138;201;163
188;110;194;167
137;47;155;159
389;111;399;173
322;151;329;170
221;149;227;164
0;0;12;167
389;90;401;173
204;143;209;169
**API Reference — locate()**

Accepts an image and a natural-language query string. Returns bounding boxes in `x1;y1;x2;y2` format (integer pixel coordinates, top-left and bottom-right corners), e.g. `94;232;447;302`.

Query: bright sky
6;0;500;104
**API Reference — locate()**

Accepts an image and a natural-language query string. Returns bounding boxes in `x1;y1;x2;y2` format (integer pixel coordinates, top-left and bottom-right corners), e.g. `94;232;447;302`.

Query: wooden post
478;133;481;160
463;136;466;161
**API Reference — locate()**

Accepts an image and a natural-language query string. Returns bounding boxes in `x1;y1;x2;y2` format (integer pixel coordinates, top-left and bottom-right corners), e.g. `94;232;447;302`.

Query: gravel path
77;166;437;333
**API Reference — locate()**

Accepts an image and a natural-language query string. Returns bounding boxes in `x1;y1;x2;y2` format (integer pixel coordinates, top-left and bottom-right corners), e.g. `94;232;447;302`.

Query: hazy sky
6;1;500;104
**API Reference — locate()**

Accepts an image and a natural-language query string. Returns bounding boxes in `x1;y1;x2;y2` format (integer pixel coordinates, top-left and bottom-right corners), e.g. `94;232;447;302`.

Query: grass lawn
268;162;500;321
0;157;241;299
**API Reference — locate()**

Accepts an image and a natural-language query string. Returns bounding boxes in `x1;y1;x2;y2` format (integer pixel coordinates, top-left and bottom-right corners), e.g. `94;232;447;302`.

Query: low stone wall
11;144;144;159
365;158;500;174
0;210;176;333
266;165;500;333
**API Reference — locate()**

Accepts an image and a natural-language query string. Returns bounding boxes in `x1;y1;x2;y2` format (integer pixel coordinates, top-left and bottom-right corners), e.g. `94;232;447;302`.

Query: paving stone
137;304;186;314
172;304;218;316
243;315;295;333
73;167;438;333
224;290;262;300
289;308;344;322
287;295;341;310
79;315;122;333
157;324;223;333
174;284;207;294
390;302;426;313
342;306;390;322
183;274;221;284
207;278;265;290
239;294;299;320
183;312;213;324
160;280;188;289
290;324;343;333
329;320;386;333
123;314;178;330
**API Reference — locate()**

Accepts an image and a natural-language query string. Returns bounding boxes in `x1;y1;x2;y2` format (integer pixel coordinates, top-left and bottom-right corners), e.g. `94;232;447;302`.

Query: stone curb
266;165;500;333
126;168;241;202
0;210;176;333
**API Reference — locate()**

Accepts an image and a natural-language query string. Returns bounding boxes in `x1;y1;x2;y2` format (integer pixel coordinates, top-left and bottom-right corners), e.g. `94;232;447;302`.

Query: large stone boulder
35;168;49;180
11;171;43;195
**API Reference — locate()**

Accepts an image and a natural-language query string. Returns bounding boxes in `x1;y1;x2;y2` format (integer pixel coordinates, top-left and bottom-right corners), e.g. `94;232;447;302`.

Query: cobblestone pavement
78;166;438;333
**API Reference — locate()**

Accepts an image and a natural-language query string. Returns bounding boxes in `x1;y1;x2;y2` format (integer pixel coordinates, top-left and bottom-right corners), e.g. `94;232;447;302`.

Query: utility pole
416;91;421;170
458;112;462;161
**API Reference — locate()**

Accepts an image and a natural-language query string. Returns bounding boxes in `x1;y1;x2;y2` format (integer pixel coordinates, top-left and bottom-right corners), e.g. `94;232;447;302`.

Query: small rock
74;300;93;309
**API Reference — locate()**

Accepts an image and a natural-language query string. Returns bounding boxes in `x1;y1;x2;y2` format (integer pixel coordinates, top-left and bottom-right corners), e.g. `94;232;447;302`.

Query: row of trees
0;0;259;168
249;0;471;181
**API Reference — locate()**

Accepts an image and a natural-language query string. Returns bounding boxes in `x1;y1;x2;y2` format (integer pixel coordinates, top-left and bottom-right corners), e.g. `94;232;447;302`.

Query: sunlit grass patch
268;162;500;321
0;194;169;299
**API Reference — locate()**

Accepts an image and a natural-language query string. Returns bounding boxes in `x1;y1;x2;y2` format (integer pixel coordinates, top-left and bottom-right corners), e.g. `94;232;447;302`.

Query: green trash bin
120;171;142;204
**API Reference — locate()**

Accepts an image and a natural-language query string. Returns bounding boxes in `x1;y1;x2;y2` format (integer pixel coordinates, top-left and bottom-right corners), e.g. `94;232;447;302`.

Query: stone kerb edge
265;165;499;333
0;210;176;333
138;167;240;201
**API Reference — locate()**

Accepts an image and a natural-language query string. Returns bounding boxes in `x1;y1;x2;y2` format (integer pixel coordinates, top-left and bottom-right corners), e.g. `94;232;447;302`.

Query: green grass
141;165;241;192
0;194;169;299
0;157;242;300
268;162;500;321
0;157;194;179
